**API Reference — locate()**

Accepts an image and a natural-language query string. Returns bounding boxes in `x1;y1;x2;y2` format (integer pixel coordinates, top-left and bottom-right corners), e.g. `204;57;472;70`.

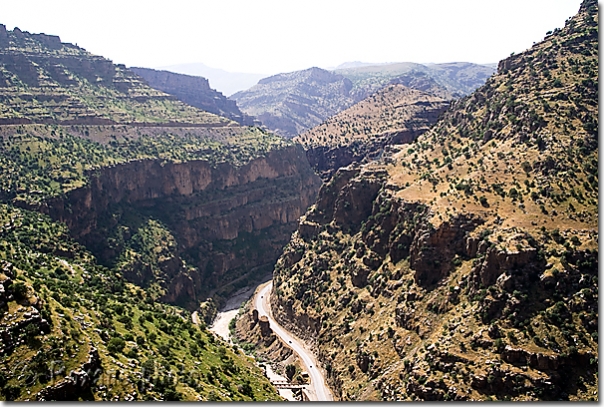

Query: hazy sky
4;0;583;75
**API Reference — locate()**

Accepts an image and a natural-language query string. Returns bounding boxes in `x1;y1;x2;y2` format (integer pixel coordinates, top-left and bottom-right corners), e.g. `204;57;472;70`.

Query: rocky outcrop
303;130;421;181
501;346;592;370
0;262;51;355
272;156;598;401
410;214;483;288
471;244;543;288
35;346;102;401
258;315;272;337
131;67;257;126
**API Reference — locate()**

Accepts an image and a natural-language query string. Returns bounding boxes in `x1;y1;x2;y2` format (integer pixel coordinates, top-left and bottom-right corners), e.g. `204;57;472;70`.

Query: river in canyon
203;279;333;401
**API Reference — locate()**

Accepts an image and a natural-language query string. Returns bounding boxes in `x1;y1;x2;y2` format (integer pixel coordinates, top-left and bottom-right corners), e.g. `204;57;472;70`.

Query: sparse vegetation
272;0;598;401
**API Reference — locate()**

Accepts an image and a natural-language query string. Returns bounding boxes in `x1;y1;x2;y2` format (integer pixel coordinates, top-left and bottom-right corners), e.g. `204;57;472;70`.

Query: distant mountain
131;67;257;126
481;62;499;69
157;62;267;96
232;62;495;139
231;67;357;139
335;61;496;101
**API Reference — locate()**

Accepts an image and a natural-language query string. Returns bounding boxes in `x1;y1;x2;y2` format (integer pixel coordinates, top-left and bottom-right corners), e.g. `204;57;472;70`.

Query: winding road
255;282;334;402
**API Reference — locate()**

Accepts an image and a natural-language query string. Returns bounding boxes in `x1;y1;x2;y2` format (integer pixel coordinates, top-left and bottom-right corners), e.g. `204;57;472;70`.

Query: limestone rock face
258;315;272;337
36;346;102;401
39;144;321;308
410;214;483;288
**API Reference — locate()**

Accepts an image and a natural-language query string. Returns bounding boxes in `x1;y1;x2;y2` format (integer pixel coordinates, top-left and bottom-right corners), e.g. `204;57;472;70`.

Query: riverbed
209;286;256;342
207;283;300;401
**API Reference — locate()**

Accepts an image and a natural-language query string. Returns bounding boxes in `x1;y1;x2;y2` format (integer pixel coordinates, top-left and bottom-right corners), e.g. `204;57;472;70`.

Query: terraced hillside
130;67;257;126
271;0;598;401
0;26;227;126
295;84;450;179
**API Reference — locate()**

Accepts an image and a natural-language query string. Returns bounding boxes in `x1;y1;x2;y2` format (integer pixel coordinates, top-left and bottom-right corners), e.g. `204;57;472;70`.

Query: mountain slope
0;26;321;401
0;204;280;401
335;61;496;102
295;84;450;179
0;26;228;126
232;63;494;139
271;0;598;401
130;67;257;126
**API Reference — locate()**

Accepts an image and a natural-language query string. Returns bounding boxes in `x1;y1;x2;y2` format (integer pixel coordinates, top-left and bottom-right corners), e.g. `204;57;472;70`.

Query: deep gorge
36;144;321;309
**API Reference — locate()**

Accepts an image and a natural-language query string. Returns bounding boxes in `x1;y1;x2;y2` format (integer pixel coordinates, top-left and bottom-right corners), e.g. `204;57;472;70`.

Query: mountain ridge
130;67;257;126
270;0;598;400
295;84;450;179
157;62;267;97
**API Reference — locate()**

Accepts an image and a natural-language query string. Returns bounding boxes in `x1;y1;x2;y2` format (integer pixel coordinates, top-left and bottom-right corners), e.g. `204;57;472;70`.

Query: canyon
0;0;599;401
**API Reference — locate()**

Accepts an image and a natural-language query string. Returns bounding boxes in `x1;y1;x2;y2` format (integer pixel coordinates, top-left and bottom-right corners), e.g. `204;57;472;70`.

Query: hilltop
231;67;356;139
295;84;450;179
232;63;494;139
271;0;598;401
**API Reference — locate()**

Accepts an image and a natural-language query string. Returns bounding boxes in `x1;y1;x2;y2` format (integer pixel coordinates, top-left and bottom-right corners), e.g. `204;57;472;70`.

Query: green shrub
107;337;126;354
12;281;28;301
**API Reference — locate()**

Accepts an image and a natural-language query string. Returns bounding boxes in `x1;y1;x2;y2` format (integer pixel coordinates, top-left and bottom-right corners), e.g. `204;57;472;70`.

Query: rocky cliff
131;67;257;126
271;0;598;401
40;143;320;308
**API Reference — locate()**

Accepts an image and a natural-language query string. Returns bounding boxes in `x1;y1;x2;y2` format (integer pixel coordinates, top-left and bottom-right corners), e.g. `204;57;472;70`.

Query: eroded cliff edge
33;143;321;309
